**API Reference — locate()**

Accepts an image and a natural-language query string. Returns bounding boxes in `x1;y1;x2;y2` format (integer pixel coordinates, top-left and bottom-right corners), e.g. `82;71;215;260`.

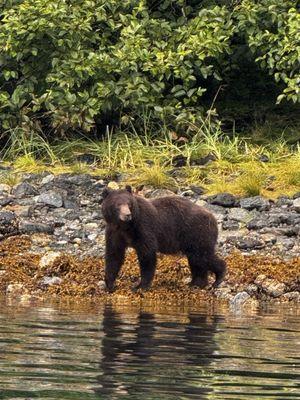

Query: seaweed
0;236;299;303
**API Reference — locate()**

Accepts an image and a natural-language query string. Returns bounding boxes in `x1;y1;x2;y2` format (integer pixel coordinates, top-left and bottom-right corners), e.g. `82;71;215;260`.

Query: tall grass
0;117;299;197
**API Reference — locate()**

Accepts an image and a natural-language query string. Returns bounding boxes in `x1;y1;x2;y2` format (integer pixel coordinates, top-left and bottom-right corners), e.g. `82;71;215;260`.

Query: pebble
39;276;63;286
39;251;61;269
6;283;26;296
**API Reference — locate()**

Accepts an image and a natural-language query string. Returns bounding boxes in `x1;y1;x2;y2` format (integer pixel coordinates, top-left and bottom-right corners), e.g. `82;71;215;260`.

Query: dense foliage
0;0;299;135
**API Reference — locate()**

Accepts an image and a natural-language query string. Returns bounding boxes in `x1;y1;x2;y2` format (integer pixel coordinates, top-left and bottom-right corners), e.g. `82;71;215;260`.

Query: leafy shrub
0;0;299;135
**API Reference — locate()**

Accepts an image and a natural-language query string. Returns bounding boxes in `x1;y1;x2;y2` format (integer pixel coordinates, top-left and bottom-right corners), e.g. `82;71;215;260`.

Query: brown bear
101;186;226;292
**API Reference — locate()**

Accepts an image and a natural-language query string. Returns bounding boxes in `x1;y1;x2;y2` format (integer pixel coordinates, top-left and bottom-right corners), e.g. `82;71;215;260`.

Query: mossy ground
0;236;299;304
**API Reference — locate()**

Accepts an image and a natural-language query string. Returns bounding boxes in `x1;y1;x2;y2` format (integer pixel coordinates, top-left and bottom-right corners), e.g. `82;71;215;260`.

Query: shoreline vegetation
1;126;300;200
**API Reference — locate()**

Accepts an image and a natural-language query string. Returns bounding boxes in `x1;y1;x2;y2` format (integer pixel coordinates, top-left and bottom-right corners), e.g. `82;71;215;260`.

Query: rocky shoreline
0;171;299;305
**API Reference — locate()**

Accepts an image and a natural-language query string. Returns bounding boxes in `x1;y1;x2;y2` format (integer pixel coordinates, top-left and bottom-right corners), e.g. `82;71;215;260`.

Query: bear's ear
125;185;132;194
135;185;144;195
102;187;112;199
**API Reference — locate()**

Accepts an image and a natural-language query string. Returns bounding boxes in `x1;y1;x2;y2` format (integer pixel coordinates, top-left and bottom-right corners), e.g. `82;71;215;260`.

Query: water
0;298;299;399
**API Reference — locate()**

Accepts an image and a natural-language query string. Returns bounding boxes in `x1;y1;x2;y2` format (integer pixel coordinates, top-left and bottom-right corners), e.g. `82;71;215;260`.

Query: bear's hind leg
209;255;226;287
186;253;209;289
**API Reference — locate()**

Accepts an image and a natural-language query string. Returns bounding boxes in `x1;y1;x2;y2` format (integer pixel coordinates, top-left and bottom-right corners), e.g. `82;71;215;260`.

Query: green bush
0;0;299;135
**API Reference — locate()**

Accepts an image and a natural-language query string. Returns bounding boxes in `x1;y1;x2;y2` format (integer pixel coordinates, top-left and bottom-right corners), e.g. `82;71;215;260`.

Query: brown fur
102;186;226;291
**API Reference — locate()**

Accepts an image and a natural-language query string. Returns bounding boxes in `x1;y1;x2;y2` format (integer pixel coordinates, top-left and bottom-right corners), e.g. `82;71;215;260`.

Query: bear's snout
119;204;132;222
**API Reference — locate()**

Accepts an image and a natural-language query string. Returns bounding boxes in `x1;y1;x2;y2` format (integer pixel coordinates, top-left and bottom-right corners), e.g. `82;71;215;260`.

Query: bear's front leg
134;249;157;291
104;228;126;292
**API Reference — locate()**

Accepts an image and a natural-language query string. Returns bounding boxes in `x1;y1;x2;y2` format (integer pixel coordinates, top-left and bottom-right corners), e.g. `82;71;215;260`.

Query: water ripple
0;300;299;399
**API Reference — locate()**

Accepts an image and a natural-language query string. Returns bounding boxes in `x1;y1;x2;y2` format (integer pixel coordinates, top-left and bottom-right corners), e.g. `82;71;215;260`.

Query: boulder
36;191;63;208
255;275;286;297
207;193;236;207
293;198;300;213
240;196;270;211
12;182;38;198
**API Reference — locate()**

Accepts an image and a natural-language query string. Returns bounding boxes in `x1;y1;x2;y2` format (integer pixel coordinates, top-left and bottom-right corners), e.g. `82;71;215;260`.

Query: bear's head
101;186;137;225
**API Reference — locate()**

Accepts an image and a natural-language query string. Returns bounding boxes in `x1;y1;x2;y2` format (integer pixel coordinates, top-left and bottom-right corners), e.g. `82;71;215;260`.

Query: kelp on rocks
0;236;299;303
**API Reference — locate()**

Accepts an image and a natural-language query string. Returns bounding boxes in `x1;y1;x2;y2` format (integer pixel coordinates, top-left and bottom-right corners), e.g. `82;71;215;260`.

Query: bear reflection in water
94;306;221;399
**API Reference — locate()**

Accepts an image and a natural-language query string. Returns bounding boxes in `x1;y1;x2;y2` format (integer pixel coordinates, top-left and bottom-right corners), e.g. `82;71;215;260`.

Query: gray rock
240;196;270;211
0;196;13;206
260;234;277;246
268;214;283;226
0;184;11;194
12;182;37;198
204;204;228;215
180;189;194;197
247;218;268;230
147;189;176;198
41;174;54;185
0;210;16;224
63;197;80;209
39;251;61;269
195;199;207;207
281;292;300;302
13;205;32;218
0;211;18;235
293;198;300;213
65;174;95;186
254;275;286;297
230;291;251;308
214;287;233;300
171;155;187;167
97;280;107;291
190;185;205;195
64;210;81;221
76;153;99;165
276;237;295;250
191;153;216;166
246;284;259;295
235;236;265;250
6;283;26;296
40;276;63;286
276;196;293;207
222;219;240;231
258;154;269;163
260;226;299;237
88;233;98;241
19;221;54;234
279;227;299;237
227;208;252;223
207;193;236;207
280;213;300;225
36;191;63;208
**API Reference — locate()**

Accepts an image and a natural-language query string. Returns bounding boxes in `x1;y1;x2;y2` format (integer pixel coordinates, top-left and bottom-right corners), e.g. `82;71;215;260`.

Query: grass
131;163;178;190
0;117;299;198
0;170;22;187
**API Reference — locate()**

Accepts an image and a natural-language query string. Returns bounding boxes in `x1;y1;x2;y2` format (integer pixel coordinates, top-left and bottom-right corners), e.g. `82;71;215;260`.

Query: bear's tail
210;255;226;287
